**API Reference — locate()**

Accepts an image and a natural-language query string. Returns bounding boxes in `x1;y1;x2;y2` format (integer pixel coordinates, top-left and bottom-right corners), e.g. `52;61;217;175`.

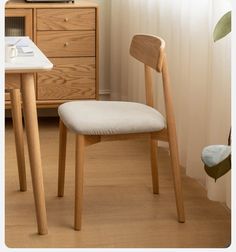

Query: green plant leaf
213;11;231;42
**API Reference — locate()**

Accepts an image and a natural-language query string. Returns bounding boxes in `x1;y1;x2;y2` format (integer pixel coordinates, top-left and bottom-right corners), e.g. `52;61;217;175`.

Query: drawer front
5;74;21;90
37;57;96;100
5;74;21;101
37;8;96;31
37;31;95;57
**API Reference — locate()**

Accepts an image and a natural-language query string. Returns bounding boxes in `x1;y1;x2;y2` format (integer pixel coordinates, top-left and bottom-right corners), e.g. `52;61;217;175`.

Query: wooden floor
5;118;231;248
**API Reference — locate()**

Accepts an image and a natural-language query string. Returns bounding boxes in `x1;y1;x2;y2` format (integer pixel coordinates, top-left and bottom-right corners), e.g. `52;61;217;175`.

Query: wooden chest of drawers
5;0;99;108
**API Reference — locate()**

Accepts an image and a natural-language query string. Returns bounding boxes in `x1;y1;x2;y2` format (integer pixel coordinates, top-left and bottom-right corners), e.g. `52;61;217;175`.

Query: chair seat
58;101;166;135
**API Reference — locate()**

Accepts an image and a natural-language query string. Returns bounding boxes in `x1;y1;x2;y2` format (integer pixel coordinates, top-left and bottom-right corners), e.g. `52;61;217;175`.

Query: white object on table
5;44;18;63
5;36;53;235
5;36;53;72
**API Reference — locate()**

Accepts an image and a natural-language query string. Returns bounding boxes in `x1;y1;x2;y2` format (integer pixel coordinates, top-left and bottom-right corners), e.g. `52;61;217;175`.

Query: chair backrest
130;34;167;107
130;34;165;73
130;34;177;142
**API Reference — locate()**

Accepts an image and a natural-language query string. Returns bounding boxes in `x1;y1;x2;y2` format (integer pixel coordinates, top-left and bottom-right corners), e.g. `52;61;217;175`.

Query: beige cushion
58;101;166;135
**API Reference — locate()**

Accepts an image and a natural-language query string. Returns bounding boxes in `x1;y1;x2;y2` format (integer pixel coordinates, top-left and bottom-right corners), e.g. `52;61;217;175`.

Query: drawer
5;74;21;101
37;31;95;57
5;74;21;90
37;8;96;31
37;57;96;100
5;74;36;101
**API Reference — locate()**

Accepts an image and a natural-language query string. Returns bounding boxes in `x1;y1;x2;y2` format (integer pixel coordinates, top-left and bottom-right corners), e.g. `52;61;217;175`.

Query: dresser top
5;0;98;9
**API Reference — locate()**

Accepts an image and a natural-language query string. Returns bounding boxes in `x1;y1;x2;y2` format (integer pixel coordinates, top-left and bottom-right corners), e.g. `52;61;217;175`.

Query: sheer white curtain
109;0;231;207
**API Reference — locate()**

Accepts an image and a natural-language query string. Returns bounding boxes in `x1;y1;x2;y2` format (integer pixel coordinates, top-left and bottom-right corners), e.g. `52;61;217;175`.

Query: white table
5;37;53;235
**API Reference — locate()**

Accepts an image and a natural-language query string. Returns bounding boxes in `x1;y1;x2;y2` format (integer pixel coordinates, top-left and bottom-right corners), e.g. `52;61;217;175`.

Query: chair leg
168;133;185;223
150;138;159;194
10;89;27;192
74;134;85;231
58;119;67;197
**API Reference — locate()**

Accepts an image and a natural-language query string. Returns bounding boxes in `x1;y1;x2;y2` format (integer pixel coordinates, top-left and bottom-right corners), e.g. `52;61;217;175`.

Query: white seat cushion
58;101;166;135
201;145;231;167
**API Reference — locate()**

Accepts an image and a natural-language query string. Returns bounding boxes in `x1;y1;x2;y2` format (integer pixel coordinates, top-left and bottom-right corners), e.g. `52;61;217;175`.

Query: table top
5;36;53;73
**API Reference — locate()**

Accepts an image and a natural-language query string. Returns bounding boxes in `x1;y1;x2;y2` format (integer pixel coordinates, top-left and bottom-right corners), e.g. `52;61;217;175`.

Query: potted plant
201;11;231;181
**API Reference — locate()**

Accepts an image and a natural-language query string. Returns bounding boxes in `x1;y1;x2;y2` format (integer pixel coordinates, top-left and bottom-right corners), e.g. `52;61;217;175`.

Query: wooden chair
57;34;185;231
6;88;27;192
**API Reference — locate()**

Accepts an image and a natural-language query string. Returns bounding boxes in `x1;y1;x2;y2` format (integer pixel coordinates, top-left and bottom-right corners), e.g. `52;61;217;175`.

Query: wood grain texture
37;31;96;57
95;7;100;100
131;34;184;222
5;118;231;248
74;135;85;231
5;74;21;101
6;0;99;9
21;73;48;235
5;0;99;108
144;65;154;107
130;35;165;72
84;131;169;145
37;8;96;31
162;55;185;222
37;57;96;100
10;89;27;192
58;120;68;198
152;129;169;142
150;138;159;194
5;8;33;39
6;98;97;110
57;34;185;228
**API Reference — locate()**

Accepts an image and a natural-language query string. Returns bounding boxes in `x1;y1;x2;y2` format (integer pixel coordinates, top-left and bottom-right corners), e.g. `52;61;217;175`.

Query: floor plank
5;118;231;248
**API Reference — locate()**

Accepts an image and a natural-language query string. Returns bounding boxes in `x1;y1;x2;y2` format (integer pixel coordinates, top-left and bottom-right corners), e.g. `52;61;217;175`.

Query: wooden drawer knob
64;18;69;22
64;42;69;47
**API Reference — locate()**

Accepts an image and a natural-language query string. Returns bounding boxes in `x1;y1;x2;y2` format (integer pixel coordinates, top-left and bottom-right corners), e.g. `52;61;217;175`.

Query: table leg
21;73;48;235
10;89;27;192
